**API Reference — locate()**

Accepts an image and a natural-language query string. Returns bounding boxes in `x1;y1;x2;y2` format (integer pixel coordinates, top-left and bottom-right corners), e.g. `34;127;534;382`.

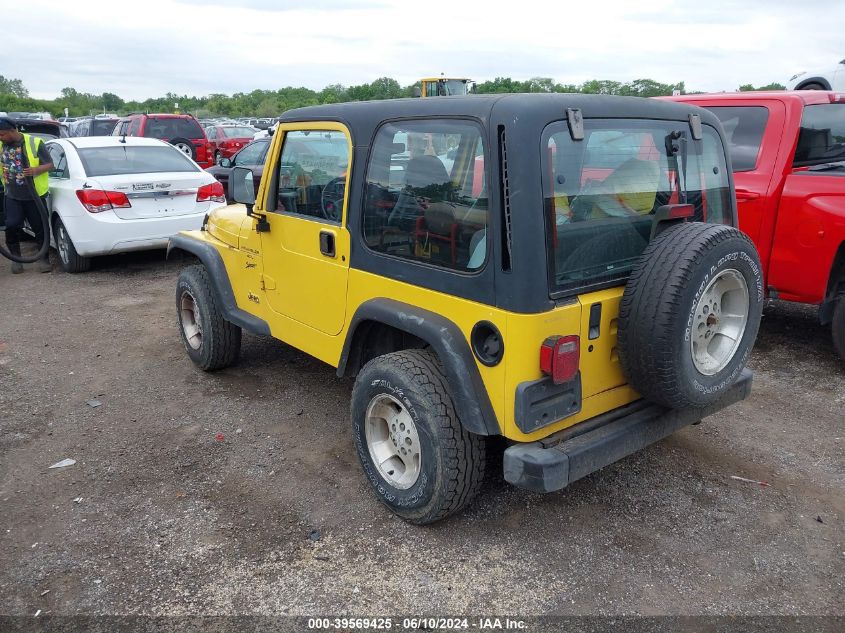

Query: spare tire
168;137;196;160
618;222;763;409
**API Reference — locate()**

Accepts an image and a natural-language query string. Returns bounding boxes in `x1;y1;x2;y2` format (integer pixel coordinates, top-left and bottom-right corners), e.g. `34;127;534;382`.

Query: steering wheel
320;177;346;222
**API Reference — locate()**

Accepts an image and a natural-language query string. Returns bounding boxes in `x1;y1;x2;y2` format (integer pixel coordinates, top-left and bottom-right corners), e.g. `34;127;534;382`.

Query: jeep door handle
319;230;336;258
735;188;760;202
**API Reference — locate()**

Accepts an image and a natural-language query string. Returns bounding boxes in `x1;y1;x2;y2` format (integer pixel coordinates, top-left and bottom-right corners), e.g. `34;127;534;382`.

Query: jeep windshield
542;119;732;296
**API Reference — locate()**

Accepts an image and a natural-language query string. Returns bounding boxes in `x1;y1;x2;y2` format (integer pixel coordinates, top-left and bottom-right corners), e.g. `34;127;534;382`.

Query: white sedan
786;59;845;90
44;136;226;272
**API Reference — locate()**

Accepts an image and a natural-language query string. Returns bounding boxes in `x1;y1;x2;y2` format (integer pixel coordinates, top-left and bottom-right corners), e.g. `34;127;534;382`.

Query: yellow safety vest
0;133;50;197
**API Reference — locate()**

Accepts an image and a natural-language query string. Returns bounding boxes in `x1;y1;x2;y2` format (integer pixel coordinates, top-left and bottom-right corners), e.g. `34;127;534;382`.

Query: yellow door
258;124;352;336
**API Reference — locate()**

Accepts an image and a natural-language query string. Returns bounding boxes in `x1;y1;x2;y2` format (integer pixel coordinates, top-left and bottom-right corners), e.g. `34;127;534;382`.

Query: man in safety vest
0;116;53;273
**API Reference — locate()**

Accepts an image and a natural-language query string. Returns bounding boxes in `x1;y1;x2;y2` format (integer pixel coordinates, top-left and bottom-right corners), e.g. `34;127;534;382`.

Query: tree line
0;75;786;119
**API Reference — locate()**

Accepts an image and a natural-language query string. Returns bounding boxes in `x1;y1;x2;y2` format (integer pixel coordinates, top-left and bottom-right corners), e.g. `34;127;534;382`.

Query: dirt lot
0;250;842;618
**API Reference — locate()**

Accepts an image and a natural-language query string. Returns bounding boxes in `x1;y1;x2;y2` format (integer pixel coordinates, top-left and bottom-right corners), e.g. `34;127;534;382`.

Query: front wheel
176;264;241;370
53;217;90;273
351;350;486;524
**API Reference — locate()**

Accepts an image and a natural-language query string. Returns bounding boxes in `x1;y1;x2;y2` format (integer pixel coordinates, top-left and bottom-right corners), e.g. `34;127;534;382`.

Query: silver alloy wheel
690;268;749;375
179;291;203;350
174;142;192;156
364;394;421;490
56;224;70;264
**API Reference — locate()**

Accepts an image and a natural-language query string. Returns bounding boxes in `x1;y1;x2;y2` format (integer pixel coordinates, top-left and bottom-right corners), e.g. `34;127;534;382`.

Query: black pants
4;195;48;250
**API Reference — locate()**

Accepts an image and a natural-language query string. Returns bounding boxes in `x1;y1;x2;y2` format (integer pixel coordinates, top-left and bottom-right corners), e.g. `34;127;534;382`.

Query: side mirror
231;166;256;206
219;157;231;168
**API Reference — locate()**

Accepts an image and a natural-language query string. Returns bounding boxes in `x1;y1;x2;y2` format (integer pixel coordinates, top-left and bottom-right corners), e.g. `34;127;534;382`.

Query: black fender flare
338;298;501;436
167;234;271;337
796;76;832;90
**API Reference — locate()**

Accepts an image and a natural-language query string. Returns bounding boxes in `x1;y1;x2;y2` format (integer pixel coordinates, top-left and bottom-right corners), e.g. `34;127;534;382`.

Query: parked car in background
667;90;845;360
204;124;259;161
10;118;68;140
111;113;216;168
68;116;118;137
205;137;270;201
786;59;845;90
44;136;226;272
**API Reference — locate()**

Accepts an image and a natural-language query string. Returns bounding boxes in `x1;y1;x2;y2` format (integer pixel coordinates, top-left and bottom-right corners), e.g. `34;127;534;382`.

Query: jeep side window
275;130;349;223
362;120;488;272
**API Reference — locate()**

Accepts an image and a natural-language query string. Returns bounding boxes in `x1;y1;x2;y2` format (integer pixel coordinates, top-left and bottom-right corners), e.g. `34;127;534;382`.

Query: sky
5;0;844;100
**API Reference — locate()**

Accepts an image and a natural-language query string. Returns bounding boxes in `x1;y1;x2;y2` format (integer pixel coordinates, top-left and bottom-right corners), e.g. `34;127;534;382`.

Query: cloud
8;0;845;101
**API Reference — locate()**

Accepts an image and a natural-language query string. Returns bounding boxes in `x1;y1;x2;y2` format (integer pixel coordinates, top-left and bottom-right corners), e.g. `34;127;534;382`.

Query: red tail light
197;181;225;203
76;189;131;213
540;335;580;384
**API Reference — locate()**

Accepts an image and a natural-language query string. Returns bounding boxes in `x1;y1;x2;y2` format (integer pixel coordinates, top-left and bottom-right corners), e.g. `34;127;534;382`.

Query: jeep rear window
362;120;487;272
793;103;845;167
543;119;731;296
702;106;768;171
78;146;201;177
144;117;205;140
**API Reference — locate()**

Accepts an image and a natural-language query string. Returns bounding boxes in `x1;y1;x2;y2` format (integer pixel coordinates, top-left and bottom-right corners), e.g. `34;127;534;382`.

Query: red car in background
665;90;845;360
205;124;259;162
112;113;216;168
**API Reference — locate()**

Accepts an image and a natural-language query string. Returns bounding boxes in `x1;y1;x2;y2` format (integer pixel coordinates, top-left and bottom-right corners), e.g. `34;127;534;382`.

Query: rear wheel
176;264;241;370
831;296;845;362
169;137;197;160
799;82;825;90
53;217;90;273
618;222;763;409
351;349;485;524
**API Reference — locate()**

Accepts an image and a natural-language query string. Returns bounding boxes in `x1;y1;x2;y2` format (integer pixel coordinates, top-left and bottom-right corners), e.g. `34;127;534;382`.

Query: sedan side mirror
219;157;231;167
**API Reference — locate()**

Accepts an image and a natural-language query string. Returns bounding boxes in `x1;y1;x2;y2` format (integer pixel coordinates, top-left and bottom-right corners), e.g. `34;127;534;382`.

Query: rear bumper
503;369;753;493
60;209;213;257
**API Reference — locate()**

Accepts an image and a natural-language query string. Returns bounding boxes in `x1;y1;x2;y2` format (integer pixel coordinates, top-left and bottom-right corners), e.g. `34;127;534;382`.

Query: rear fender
338;298;501;436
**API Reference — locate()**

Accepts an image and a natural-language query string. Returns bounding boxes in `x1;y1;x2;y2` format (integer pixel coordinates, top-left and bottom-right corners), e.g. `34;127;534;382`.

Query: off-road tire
53;216;90;273
618;222;763;409
351;349;486;524
831;295;845;362
176;264;241;371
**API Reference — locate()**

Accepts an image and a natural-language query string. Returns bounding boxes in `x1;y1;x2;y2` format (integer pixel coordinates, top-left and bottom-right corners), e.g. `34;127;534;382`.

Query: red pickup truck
667;91;845;361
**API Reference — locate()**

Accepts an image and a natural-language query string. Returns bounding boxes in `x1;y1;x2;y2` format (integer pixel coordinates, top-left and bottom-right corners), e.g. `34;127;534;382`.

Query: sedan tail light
197;181;225;203
76;189;131;213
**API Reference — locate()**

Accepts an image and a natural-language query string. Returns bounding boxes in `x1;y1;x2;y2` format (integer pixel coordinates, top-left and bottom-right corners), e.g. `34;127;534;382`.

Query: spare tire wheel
169;137;197;160
618;222;763;409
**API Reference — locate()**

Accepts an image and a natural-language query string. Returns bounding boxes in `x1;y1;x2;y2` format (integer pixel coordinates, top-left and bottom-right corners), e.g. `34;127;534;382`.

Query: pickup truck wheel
618;222;763;409
799;82;825;90
351;349;486;524
176;264;241;371
831;296;845;362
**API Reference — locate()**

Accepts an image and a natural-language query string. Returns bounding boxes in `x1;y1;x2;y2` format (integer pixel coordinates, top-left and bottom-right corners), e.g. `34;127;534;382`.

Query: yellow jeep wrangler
169;94;763;524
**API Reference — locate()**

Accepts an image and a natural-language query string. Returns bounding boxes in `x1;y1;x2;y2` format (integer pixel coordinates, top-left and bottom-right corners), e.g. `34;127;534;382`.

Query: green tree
739;82;785;91
0;76;29;98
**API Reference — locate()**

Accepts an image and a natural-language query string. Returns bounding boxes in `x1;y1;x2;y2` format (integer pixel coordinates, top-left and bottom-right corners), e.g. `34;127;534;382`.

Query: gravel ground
0;250;842;618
